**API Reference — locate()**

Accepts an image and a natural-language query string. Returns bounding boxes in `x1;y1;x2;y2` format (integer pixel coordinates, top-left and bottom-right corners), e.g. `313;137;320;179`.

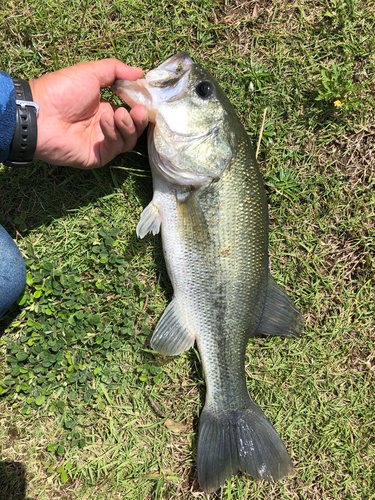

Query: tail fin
197;402;294;493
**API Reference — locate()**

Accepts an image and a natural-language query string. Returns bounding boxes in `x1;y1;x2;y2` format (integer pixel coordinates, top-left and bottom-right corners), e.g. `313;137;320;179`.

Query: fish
113;52;303;493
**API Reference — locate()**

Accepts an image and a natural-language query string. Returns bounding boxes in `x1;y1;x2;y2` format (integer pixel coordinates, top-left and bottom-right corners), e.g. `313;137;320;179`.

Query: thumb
75;58;144;88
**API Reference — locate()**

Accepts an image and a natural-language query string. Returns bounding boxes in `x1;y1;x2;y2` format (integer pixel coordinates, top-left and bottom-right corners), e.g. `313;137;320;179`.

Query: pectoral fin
252;273;304;338
136;202;162;238
151;298;195;356
177;191;210;247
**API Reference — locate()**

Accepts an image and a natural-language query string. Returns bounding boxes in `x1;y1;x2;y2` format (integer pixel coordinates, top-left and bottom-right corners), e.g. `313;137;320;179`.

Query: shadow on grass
0;461;34;500
0;305;22;336
0;127;172;291
0;131;151;240
0;128;174;322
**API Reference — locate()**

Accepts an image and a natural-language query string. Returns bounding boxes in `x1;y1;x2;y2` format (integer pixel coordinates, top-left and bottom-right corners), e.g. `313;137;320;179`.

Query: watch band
3;78;39;167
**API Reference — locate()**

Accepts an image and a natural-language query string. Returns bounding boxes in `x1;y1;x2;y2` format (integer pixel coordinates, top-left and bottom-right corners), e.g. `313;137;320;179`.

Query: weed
315;64;359;110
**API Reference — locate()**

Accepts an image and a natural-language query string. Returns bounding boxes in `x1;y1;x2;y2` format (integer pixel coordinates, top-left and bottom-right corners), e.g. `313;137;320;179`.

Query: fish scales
177;139;268;411
113;52;303;493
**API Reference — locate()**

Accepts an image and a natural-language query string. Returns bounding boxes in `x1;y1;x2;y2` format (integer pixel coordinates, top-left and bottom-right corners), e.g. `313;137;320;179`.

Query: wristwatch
3;78;39;167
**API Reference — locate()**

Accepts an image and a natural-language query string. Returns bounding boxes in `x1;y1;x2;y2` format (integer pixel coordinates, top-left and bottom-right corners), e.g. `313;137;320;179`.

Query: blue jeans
0;225;26;318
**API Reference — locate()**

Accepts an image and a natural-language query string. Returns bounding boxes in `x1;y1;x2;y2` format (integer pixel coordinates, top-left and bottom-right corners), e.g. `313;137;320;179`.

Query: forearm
0;71;17;163
1;75;38;167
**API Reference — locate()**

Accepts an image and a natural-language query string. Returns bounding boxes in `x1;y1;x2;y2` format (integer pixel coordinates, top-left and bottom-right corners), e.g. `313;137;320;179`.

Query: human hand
29;59;148;169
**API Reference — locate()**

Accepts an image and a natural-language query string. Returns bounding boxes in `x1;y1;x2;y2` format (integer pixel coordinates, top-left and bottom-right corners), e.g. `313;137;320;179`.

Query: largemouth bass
113;52;303;493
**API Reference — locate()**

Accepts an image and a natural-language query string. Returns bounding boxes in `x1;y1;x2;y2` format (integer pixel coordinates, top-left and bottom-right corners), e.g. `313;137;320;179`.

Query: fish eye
195;81;212;98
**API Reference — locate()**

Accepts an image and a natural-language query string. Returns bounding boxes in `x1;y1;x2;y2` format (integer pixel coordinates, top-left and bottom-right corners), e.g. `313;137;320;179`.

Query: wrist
28;78;58;165
3;79;39;167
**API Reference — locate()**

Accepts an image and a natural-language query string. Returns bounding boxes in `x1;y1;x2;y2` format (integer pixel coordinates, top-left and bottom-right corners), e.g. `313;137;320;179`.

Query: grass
0;0;374;498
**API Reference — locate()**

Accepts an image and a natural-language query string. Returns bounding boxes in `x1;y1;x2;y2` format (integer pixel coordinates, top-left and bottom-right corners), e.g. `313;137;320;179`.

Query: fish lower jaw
112;80;157;122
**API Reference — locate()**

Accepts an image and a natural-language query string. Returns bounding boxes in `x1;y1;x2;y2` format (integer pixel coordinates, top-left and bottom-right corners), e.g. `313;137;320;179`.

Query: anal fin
253;273;304;338
136;202;161;238
151;298;195;356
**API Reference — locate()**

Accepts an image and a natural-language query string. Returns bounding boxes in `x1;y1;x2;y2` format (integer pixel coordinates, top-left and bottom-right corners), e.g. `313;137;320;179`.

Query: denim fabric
0;71;17;162
0;224;26;318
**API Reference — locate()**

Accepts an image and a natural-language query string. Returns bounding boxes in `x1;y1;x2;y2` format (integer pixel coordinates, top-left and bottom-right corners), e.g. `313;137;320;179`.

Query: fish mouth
146;52;194;87
112;53;194;122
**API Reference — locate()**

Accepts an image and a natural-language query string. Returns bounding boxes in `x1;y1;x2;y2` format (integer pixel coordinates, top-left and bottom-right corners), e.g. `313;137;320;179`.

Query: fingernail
107;114;115;129
123;111;132;127
140;108;148;125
